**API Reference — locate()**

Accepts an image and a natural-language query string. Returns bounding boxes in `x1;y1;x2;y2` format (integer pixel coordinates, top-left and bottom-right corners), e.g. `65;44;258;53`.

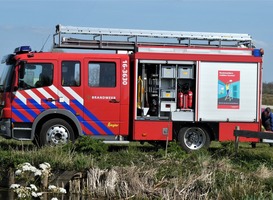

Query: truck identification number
122;60;128;85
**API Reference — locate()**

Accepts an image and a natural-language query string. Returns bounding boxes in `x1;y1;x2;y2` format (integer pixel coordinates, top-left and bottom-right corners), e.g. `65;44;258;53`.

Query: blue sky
1;0;272;82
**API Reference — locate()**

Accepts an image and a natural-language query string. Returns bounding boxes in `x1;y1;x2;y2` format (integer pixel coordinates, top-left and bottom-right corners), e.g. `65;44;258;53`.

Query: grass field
1;137;273;199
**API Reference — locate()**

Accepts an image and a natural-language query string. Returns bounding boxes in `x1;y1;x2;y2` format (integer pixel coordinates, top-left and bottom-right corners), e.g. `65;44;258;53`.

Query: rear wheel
38;118;75;146
178;126;210;152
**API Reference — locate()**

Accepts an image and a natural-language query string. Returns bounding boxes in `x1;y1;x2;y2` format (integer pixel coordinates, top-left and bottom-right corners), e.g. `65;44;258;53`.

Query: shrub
70;136;108;155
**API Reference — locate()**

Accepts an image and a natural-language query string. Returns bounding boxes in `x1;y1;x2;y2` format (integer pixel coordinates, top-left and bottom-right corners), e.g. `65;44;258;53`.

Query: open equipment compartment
136;60;196;121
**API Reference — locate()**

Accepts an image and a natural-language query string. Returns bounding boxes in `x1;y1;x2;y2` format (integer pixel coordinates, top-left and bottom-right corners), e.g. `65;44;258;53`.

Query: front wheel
38;118;75;146
178;127;210;152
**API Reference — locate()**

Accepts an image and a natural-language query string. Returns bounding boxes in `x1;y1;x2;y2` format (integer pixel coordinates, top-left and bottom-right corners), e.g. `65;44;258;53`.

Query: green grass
2;137;273;199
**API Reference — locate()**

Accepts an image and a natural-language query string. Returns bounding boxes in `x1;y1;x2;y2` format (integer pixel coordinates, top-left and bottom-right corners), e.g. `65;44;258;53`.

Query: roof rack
53;24;253;51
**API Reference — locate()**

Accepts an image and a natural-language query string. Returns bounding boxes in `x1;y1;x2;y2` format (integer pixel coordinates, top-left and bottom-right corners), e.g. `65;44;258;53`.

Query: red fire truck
0;24;264;151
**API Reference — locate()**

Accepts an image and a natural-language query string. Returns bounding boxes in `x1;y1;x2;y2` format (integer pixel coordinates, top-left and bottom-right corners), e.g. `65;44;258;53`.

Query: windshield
0;54;15;92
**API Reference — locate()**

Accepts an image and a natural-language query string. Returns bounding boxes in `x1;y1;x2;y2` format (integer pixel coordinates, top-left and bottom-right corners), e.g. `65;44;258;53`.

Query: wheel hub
184;127;206;150
46;125;69;145
189;132;200;143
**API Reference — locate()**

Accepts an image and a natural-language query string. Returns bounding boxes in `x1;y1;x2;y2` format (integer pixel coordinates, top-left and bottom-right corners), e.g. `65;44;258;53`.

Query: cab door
83;58;121;136
13;61;57;123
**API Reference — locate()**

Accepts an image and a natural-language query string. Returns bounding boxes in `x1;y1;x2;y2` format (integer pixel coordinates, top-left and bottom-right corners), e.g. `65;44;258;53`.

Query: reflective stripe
49;85;70;104
12;86;114;135
14;91;27;105
63;87;84;105
25;90;41;104
12;107;31;122
37;88;56;105
72;100;114;135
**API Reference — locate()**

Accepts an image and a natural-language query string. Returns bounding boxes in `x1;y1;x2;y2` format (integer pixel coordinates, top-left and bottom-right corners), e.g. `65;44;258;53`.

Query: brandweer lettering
92;96;116;100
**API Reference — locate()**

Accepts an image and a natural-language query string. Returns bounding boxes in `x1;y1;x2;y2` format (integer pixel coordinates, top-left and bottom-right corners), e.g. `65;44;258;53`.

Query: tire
178;126;210;152
38;118;75;146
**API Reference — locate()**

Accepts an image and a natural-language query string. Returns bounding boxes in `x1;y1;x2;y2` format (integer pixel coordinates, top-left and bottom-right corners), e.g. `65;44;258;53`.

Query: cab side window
19;63;53;90
62;61;80;87
88;62;116;87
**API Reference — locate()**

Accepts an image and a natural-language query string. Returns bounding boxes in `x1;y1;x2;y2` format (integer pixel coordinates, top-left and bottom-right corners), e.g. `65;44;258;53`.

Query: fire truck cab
0;25;264;151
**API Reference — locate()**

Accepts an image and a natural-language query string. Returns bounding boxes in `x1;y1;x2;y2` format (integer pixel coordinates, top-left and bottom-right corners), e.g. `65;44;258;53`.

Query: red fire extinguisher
188;89;193;108
183;94;188;109
177;91;183;109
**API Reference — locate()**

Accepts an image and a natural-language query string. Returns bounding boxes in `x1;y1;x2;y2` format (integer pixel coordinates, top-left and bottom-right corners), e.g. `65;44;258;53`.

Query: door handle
46;98;57;102
109;99;120;103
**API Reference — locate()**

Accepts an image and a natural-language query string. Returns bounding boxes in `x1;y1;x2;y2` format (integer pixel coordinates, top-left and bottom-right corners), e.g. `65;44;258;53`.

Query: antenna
40;34;51;52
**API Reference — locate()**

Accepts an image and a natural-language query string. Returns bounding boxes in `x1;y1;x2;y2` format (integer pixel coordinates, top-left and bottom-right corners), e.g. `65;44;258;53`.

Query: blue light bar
14;46;32;54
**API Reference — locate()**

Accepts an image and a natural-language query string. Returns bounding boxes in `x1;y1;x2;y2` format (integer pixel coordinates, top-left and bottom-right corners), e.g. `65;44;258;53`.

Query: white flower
29;166;38;173
39;162;51;170
48;185;57;190
39;164;47;171
22;162;31;167
10;184;20;189
30;184;38;191
44;162;50;167
26;186;31;190
59;188;66;194
22;165;30;172
15;169;22;176
20;162;31;170
51;197;58;200
36;192;43;197
18;192;27;198
34;169;42;176
21;163;38;173
32;191;43;197
32;191;38;197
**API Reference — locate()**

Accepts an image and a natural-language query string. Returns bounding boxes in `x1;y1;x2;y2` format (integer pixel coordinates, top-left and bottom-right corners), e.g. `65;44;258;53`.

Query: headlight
0;124;6;131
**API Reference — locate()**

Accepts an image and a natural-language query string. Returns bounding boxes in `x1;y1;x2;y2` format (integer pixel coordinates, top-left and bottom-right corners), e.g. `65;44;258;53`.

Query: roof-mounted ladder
53;24;253;51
